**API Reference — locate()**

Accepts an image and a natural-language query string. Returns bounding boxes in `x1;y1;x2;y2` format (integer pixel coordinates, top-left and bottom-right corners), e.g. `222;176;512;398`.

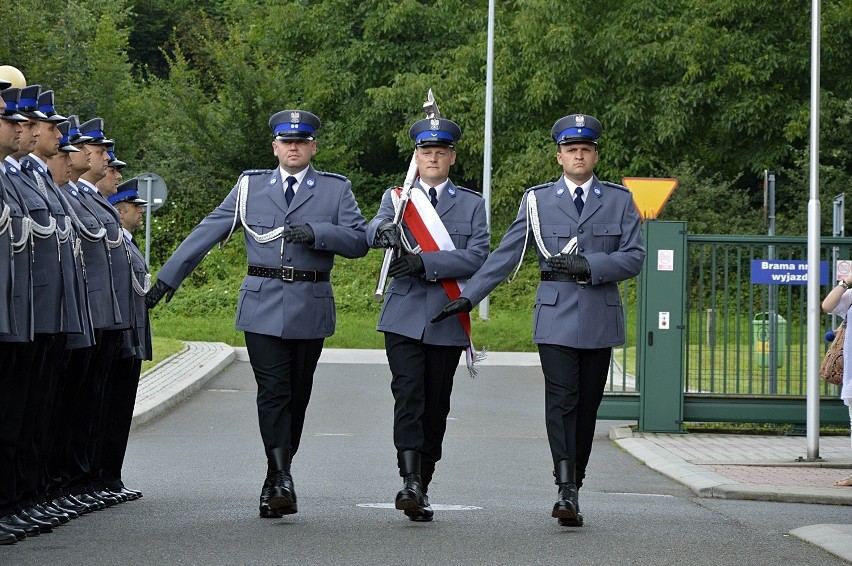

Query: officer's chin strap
507;191;577;284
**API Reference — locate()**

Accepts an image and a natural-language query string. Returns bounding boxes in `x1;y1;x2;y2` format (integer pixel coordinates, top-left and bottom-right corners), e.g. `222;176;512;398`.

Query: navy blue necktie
429;187;438;208
285;176;296;206
574;187;584;215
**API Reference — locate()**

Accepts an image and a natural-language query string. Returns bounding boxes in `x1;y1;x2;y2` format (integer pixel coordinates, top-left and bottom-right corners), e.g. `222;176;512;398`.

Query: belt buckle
576;276;589;285
281;266;294;282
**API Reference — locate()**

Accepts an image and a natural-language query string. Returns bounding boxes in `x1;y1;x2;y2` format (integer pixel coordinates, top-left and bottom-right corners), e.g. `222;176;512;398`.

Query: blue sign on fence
750;260;828;285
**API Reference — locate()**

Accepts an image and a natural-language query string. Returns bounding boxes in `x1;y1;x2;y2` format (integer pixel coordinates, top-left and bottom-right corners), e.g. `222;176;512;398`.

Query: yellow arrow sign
622;177;678;221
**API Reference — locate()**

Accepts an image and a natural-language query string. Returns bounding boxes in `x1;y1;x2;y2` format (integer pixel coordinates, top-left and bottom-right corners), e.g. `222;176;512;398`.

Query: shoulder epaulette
453;186;482;198
524;181;555;193
601;180;628;192
240;169;272;176
316;170;348;181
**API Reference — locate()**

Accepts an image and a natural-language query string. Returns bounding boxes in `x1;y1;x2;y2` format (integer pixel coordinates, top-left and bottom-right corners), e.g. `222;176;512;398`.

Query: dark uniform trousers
244;332;324;457
538;344;612;487
385;332;463;476
96;352;142;490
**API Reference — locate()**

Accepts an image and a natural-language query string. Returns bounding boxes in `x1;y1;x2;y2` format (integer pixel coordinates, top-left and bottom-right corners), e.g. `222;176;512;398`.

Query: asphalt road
7;360;851;565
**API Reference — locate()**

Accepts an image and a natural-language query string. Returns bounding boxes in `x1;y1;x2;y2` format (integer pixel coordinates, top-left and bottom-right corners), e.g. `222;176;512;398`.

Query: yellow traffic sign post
623;177;678;221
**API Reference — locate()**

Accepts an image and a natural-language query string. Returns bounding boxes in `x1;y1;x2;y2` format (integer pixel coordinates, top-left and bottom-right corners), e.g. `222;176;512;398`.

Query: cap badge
574;115;585;127
306;178;315;187
429;118;440;130
290;111;301;123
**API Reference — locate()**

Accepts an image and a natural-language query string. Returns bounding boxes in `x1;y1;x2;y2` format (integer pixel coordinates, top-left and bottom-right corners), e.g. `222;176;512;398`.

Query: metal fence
607;235;851;398
685;235;848;397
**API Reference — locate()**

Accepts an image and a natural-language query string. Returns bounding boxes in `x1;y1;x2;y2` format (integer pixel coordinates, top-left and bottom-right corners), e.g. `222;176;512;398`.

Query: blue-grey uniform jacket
61;181;122;330
462;175;645;349
156;165;369;339
77;179;132;333
22;156;94;348
0;174;16;335
0;170;32;343
366;181;490;347
5;156;82;335
121;235;152;361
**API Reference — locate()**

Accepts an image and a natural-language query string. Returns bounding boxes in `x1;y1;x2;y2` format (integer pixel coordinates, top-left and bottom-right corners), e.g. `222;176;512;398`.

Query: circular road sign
135;172;168;213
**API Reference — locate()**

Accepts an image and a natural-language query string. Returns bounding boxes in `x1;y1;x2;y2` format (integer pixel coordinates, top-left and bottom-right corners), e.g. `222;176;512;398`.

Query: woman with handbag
821;275;852;486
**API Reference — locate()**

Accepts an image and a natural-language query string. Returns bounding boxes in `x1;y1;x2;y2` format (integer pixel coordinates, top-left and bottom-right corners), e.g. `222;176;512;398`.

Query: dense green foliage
3;0;851;343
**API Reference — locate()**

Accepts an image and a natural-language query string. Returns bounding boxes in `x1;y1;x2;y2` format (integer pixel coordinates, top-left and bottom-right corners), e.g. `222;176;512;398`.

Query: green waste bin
752;312;786;368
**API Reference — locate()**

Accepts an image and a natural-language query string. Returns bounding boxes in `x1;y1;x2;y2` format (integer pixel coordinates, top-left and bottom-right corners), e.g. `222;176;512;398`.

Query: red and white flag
393;187;485;375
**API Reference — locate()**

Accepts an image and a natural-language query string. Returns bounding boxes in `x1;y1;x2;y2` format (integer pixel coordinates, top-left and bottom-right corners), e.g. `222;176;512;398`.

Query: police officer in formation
366;117;489;521
0;76;149;545
145;110;369;519
433;114;645;527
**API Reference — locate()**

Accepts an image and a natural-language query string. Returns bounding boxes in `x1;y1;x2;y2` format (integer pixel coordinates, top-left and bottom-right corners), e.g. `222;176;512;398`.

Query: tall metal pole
479;0;495;320
144;176;153;268
805;0;821;460
767;172;777;394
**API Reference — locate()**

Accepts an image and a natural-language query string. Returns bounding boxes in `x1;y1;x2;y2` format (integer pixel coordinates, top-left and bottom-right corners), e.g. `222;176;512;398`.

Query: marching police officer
146;109;369;518
366;117;489;521
433;114;645;527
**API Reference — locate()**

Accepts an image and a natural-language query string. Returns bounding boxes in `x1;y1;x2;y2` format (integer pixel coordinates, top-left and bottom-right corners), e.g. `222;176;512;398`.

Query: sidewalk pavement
133;342;852;562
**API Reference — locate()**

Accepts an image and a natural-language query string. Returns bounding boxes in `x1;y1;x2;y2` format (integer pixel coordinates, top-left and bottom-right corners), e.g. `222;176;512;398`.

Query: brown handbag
819;320;845;386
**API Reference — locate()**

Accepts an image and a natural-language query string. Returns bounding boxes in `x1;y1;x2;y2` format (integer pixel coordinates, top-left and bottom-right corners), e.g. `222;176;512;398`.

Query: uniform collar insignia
556;187;565;197
37;165;44;174
306;178;315;187
269;176;277;185
593;187;601;196
447;186;456;197
7;165;17;175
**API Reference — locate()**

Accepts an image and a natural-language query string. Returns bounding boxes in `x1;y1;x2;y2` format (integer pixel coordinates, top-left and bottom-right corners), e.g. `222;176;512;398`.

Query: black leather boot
552;459;583;527
395;450;425;514
265;447;297;515
406;461;434;522
258;474;283;519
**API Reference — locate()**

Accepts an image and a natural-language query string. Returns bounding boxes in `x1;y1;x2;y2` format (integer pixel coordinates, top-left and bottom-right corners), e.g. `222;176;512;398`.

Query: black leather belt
541;271;588;284
248;265;330;282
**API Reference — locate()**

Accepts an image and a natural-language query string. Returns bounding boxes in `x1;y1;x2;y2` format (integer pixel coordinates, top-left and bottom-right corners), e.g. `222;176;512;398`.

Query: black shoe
115;488;139;501
0;520;26;541
551;483;582;526
123;487;143;499
23;506;60;528
92;490;120;506
395;473;425;513
74;492;105;511
267;471;297;515
36;502;69;524
0;528;15;545
1;514;39;536
405;493;434;522
16;510;53;533
105;489;129;502
67;493;99;512
46;504;80;519
258;476;284;519
64;495;98;515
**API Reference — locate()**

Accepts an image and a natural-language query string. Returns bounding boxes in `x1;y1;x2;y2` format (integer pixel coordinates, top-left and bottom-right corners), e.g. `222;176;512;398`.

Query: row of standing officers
145;107;645;528
0;79;151;545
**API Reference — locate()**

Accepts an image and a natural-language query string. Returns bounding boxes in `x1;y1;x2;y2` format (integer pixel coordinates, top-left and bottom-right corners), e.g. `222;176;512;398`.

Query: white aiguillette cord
508;191;577;283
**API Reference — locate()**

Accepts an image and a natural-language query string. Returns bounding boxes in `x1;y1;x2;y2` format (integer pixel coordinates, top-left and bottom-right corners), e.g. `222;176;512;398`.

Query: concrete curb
131;342;235;430
610;425;852;506
789;524;852;563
